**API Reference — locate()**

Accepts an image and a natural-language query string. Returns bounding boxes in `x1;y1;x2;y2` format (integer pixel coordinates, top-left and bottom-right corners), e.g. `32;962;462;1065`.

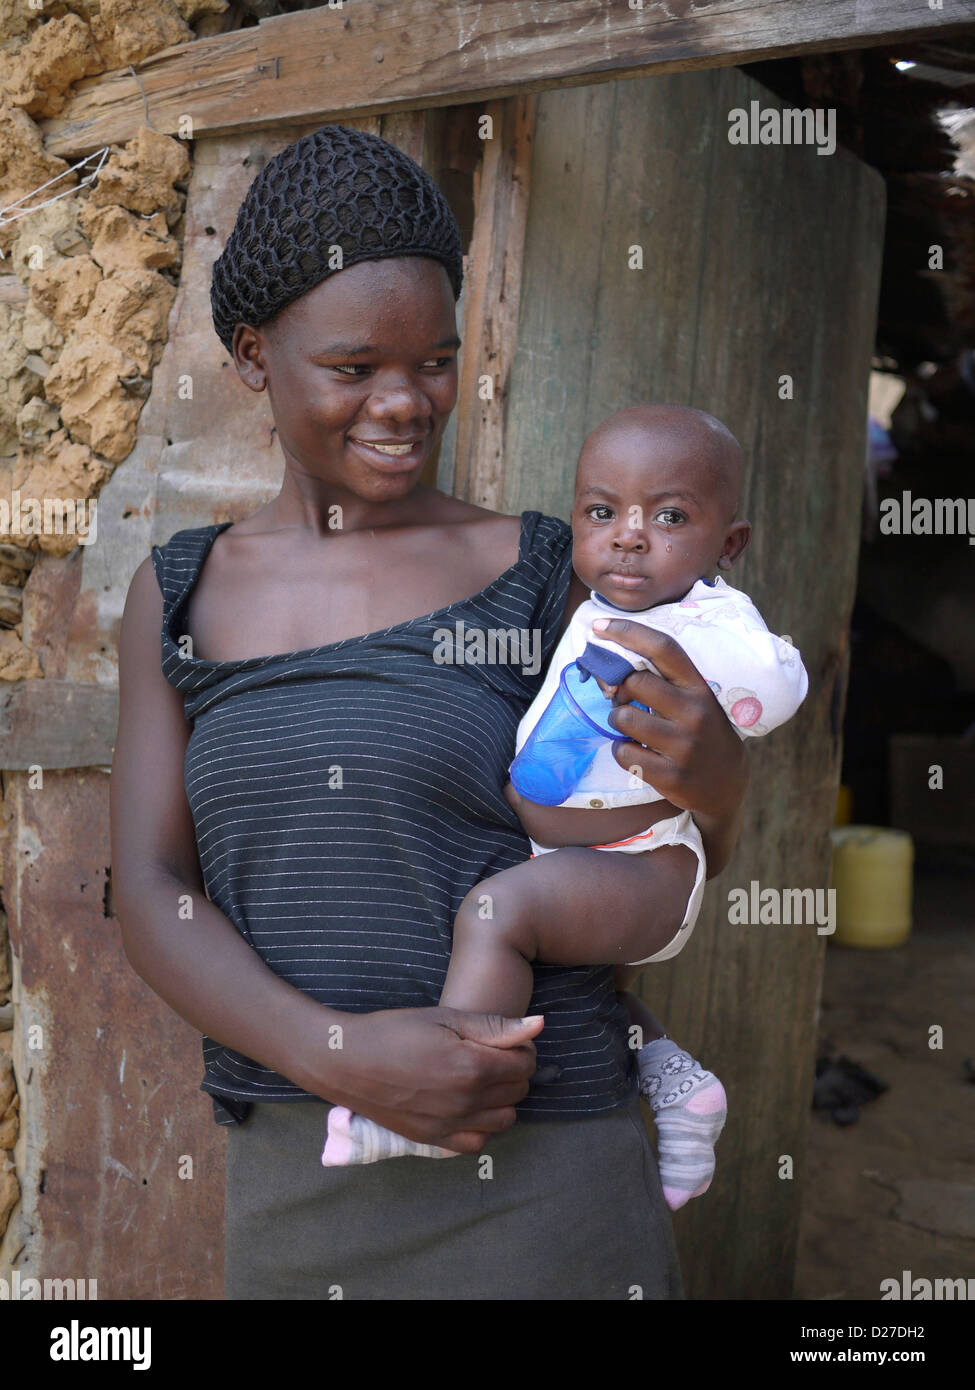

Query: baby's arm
503;780;680;848
581;597;809;737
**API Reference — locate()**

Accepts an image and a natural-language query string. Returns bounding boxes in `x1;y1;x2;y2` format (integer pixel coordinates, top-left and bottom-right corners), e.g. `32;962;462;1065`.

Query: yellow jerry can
828;825;914;948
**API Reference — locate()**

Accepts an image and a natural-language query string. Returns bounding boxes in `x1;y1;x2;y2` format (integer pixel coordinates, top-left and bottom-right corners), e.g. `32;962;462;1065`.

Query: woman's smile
346;434;428;471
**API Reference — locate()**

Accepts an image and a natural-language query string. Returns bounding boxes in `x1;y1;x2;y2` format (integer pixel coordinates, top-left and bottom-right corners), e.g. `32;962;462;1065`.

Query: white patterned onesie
512;576;809;964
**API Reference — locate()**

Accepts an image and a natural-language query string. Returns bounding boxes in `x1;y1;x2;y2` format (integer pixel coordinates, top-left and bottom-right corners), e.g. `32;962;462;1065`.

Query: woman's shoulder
515;511;572;597
150;521;228;564
456;507;570;558
460;508;571;584
148;522;230;602
423;498;571;585
519;508;572;554
428;490;569;543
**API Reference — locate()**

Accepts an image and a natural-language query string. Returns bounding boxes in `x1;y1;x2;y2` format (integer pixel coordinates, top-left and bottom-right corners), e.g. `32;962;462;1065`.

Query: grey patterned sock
321;1106;460;1166
636;1037;727;1211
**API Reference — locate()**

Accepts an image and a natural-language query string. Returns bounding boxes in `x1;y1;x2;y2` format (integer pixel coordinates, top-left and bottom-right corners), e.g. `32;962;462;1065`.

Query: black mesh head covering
210;124;464;353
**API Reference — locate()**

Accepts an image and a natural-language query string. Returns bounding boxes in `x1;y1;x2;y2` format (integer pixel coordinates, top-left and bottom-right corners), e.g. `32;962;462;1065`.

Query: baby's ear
722;520;751;567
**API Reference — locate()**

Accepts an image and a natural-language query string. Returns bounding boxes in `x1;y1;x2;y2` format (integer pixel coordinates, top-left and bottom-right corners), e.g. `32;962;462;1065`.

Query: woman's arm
111;557;540;1151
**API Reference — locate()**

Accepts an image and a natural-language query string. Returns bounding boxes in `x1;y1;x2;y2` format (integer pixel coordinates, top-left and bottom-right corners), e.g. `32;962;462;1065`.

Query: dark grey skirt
224;1097;683;1300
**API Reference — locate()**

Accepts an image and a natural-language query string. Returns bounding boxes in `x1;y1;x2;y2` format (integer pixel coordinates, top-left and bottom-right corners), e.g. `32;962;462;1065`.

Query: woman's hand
300;1007;544;1153
591;618;749;877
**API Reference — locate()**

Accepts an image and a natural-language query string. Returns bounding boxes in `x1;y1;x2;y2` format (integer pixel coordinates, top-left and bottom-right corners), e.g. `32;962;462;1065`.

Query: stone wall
0;1;229;678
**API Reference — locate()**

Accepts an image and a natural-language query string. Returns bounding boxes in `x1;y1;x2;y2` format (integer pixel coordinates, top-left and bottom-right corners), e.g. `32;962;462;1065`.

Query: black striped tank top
151;510;636;1125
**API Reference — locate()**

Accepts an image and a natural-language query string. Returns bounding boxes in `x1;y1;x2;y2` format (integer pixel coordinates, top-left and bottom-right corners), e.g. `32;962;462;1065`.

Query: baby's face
570;425;739;610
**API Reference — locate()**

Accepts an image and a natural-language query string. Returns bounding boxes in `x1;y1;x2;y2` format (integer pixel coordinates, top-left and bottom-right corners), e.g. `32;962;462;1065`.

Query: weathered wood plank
0;680;118;769
40;0;975;157
0;770;225;1298
378;109;429;168
450;96;534;510
500;66;884;1299
42;27;259;156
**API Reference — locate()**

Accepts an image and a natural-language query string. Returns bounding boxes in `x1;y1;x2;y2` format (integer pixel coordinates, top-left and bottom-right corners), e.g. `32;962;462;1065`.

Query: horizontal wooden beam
41;0;975;158
0;681;117;770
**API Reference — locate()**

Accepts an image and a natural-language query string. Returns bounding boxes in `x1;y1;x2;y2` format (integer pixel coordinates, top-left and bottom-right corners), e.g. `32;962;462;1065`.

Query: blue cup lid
560;662;620;737
560;662;653;738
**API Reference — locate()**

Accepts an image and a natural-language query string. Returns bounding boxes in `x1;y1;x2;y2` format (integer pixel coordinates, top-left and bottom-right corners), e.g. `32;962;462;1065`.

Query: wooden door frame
40;0;975;158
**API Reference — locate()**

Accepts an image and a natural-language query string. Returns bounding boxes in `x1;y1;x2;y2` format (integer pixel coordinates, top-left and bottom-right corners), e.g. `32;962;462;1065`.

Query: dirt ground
794;860;975;1300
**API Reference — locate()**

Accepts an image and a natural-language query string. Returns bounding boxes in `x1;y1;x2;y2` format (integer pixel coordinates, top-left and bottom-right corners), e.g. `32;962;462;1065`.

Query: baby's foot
636;1038;727;1211
321;1106;462;1166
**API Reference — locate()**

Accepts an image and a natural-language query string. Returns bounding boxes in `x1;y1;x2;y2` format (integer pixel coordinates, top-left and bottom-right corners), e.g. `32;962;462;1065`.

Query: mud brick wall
0;0;229;1282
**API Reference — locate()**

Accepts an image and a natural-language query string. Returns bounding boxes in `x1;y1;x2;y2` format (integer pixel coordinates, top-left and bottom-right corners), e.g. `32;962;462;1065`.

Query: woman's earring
717;555;732;569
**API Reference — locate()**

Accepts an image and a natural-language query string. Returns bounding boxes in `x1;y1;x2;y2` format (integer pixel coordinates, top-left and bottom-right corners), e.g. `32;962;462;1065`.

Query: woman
110;125;747;1300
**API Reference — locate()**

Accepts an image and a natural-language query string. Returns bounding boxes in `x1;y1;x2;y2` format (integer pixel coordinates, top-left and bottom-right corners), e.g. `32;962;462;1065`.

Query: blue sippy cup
509;661;647;806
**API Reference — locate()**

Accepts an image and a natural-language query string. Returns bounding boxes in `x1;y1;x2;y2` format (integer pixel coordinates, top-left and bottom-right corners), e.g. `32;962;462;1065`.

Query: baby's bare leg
440;844;696;1015
325;847;698;1170
615;979;669;1046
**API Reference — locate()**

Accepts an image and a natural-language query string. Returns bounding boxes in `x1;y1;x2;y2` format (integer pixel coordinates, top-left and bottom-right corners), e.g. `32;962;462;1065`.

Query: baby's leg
440;843;698;1014
617;976;727;1212
438;876;535;1015
323;846;695;1167
614;975;669;1047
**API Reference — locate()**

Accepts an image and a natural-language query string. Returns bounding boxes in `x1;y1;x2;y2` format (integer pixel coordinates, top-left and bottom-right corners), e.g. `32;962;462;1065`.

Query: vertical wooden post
497;67;885;1298
437;97;536;509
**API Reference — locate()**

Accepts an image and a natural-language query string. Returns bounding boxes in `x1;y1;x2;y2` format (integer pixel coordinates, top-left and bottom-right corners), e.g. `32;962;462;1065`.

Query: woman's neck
259;475;452;538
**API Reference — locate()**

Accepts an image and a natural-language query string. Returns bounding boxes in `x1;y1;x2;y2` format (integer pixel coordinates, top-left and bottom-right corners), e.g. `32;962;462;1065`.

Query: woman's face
233;256;460;502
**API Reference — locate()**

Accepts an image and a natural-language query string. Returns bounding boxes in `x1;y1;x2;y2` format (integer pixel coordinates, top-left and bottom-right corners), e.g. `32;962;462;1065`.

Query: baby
323;404;809;1207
